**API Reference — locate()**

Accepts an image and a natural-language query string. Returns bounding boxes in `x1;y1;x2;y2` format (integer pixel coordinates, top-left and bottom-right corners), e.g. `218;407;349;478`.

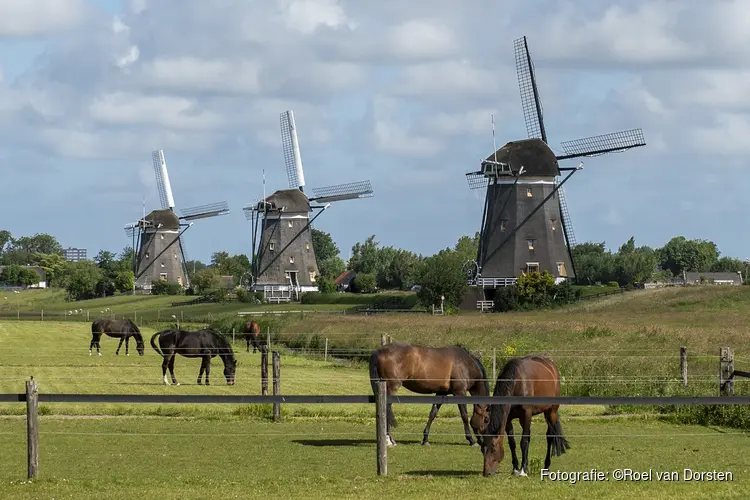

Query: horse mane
486;357;522;436
205;329;236;361
454;344;489;395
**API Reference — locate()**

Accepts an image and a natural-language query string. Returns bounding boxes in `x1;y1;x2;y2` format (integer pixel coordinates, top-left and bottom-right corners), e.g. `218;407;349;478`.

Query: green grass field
1;285;749;498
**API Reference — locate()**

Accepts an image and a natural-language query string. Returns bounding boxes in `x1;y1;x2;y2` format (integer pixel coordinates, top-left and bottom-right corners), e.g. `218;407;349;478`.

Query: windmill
463;35;646;306
125;150;230;291
243;110;373;302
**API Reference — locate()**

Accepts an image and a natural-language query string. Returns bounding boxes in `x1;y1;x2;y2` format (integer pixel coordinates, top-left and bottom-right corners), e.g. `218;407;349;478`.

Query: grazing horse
150;329;237;386
242;320;264;353
479;355;571;477
369;341;490;447
89;318;145;357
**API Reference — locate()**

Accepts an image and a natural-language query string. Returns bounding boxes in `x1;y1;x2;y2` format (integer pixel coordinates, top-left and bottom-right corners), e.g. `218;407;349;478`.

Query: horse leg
454;390;476;446
204;356;211;386
161;355;170;385
168;355;179;386
421;402;443;446
197;357;206;385
518;409;533;477
116;337;124;356
507;420;521;475
386;381;400;447
125;336;130;356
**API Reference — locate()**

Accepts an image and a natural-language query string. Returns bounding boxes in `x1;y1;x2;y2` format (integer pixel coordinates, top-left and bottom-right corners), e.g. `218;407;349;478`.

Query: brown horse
242;320;264;353
369;342;490;447
89;318;144;356
479;355;571;477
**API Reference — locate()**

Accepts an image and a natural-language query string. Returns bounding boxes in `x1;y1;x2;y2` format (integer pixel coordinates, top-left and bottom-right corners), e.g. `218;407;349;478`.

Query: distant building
63;247;87;262
682;272;743;286
334;271;357;292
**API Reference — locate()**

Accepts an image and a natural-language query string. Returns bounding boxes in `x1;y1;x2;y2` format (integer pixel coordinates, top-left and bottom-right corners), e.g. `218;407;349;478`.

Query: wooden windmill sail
125;150;229;291
243;110;374;302
462;36;646;307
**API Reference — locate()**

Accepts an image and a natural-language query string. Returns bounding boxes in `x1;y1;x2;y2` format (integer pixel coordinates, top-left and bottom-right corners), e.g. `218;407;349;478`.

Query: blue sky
2;0;750;263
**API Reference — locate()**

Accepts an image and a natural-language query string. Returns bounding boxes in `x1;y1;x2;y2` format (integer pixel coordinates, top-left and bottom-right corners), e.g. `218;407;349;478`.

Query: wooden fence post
720;347;734;396
40;310;43;322
680;346;687;387
273;351;280;422
381;333;386;346
324;338;328;361
26;377;39;480
375;379;387;476
261;350;269;396
266;328;271;352
232;327;235;345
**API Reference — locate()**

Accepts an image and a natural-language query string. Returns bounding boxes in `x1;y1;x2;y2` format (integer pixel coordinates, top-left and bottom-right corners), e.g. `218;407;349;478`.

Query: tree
658;236;719;275
351;273;377;293
381;249;421;290
414;247;467;309
10;233;63;255
18;267;41;286
210;252;251;284
571;242;617;285
613;237;658;286
711;257;745;273
318;256;346;280
311;229;339;262
348;235;381;275
0;230;11;255
113;270;135;292
192;268;220;293
63;261;103;300
36;253;68;287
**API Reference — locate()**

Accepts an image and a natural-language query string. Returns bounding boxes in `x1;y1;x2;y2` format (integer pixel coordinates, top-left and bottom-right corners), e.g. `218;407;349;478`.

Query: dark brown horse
242;320;264;353
150;329;237;386
479;355;571;477
89;318;144;356
369;342;490;447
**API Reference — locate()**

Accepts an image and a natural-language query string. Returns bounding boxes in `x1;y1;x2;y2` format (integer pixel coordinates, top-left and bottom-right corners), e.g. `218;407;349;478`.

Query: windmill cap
144;209;180;229
485;138;560;177
263;188;311;214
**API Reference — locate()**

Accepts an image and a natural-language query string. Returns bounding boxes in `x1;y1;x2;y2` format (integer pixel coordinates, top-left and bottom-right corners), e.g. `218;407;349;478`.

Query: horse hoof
98;353;102;356
512;469;521;476
174;382;180;386
421;441;430;446
89;352;92;356
517;470;528;477
126;353;129;357
470;442;479;447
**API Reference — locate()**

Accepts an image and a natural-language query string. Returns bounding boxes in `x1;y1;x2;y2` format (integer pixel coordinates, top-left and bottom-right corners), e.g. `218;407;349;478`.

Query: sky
1;0;750;264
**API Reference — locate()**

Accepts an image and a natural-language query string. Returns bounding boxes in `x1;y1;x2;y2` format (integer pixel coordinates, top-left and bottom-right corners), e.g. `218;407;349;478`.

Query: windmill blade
179;201;230;221
280;110;306;190
514;36;547;143
152;149;176;210
557;182;577;248
556;128;646;161
465;172;490;191
309;180;374;203
124;223;137;238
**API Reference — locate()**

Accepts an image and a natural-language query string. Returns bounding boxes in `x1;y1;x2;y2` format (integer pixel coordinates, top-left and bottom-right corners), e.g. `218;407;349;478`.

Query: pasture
1;285;749;498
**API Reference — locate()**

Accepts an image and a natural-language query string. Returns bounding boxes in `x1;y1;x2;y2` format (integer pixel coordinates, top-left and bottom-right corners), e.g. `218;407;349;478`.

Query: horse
241;320;264;353
149;329;237;386
368;341;490;447
89;318;145;357
479;355;571;477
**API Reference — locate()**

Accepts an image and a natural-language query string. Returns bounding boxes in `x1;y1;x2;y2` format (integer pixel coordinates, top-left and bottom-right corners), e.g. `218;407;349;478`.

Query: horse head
224;357;237;385
482;432;504;476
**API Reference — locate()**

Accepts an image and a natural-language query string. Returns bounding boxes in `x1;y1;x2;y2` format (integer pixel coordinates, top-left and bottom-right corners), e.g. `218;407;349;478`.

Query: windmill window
557;262;567;275
309;271;316;282
527;188;533;197
551;218;557;231
269;242;275;251
500;219;507;232
160;262;165;268
159;273;168;280
526;262;539;273
289;256;295;264
288;220;293;228
305;241;310;250
145;253;150;259
527;239;536;250
160;234;164;239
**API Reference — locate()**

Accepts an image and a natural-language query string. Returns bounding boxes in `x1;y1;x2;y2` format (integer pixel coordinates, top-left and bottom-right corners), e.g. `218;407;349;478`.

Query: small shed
334;271;357;292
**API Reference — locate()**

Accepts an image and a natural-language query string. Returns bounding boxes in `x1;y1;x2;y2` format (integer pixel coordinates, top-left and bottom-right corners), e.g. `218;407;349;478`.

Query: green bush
351;273;377;293
607;281;620;288
316;275;336;294
151;279;183;295
493;276;582;312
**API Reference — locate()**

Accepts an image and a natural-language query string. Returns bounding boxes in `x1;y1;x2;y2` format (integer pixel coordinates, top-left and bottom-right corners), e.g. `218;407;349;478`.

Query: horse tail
150;332;163;356
369;349;396;428
549;415;571;456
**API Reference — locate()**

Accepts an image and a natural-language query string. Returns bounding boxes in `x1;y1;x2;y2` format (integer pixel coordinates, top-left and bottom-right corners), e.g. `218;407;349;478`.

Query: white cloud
0;0;88;37
389;59;506;99
89;92;224;130
690;113;750;154
137;57;262;95
383;18;459;61
281;0;353;34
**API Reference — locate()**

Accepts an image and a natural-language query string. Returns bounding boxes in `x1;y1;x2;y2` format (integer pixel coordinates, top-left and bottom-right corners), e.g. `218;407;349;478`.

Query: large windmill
243;110;373;303
462;35;646;308
125;150;230;291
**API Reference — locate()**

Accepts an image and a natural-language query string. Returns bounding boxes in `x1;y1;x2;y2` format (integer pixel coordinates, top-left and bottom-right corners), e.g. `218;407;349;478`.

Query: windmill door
288;271;299;287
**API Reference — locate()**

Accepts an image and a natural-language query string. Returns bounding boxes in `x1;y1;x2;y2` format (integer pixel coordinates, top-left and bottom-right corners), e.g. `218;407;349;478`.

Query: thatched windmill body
243;110;373;302
125;150;229;291
462;36;646;308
